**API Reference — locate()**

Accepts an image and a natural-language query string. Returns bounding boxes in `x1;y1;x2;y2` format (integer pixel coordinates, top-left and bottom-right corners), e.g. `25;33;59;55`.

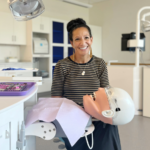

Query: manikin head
83;86;135;125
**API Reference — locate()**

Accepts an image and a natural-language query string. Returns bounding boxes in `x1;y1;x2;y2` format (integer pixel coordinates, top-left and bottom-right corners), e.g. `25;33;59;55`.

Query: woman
51;18;121;150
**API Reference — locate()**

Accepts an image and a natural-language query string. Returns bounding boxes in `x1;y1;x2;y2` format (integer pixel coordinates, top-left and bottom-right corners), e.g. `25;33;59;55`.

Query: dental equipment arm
135;6;150;67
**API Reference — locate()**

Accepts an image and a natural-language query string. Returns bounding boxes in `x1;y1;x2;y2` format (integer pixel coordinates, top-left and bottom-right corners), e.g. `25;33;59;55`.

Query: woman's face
70;27;93;57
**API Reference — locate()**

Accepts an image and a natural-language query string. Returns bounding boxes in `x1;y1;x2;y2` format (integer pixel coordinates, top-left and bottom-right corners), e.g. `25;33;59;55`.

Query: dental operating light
141;12;150;32
8;0;45;21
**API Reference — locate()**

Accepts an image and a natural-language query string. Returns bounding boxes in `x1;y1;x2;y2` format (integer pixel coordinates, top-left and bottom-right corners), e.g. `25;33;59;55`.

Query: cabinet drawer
17;72;33;77
32;16;50;33
0;123;10;150
38;79;51;93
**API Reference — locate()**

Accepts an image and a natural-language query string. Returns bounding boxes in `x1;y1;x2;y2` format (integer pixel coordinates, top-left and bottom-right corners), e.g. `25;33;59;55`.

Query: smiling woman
51;18;121;150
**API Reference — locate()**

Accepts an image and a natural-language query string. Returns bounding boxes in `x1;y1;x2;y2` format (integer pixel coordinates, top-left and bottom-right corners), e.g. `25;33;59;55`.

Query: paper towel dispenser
33;38;49;54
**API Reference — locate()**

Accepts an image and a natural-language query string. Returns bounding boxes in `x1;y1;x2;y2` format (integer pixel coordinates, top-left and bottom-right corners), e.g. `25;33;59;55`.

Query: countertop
0;85;38;113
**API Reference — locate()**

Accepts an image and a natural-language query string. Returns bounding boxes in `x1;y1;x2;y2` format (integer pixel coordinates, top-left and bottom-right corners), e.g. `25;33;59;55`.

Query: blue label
40;43;43;46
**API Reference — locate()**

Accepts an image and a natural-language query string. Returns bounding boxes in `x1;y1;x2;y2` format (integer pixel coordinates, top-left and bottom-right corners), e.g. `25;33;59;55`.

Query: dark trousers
62;121;121;150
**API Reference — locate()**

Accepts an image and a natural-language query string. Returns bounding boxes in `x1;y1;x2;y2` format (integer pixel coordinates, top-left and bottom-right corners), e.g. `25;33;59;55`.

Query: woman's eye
75;38;79;41
85;37;89;39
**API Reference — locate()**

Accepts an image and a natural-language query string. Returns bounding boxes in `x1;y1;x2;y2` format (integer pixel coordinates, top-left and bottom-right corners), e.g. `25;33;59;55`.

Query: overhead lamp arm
135;6;150;67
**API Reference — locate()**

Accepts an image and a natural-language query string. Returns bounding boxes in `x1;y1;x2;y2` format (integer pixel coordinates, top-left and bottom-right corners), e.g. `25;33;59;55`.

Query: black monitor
121;32;145;51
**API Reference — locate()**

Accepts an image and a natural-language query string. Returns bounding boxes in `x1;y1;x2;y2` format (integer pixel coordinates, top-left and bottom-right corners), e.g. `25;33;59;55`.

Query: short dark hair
67;18;92;41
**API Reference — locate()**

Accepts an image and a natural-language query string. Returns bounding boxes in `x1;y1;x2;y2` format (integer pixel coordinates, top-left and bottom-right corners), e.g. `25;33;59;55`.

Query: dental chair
24;98;95;150
25;118;94;149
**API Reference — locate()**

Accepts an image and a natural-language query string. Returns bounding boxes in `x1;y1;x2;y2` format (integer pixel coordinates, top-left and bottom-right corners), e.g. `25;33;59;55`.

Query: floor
36;92;150;150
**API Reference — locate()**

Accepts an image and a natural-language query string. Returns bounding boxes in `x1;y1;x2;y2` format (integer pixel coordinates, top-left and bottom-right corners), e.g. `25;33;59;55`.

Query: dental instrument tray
0;82;36;96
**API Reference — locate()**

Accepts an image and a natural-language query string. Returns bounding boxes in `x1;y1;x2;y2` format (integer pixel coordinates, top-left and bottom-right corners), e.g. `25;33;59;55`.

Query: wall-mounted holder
127;39;144;48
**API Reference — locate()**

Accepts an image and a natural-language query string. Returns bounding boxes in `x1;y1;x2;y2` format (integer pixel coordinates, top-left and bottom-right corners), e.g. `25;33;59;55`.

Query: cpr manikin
24;86;135;150
83;86;135;125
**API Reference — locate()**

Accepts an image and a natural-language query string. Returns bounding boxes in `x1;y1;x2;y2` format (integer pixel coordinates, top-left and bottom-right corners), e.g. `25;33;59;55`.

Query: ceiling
75;0;105;4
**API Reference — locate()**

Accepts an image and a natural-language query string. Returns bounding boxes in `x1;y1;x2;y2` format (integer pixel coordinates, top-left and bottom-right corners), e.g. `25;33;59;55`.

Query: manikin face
70;27;93;57
83;88;113;125
83;87;135;125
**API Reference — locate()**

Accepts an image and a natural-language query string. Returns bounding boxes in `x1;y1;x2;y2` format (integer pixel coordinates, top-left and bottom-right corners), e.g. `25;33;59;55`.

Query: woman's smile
79;46;88;51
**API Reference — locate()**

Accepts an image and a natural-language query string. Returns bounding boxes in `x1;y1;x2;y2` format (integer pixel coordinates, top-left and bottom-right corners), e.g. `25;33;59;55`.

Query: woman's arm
99;58;110;87
51;60;64;97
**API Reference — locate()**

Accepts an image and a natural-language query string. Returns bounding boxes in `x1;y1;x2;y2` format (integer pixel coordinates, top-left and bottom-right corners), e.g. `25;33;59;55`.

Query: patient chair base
25;122;56;140
25;122;95;149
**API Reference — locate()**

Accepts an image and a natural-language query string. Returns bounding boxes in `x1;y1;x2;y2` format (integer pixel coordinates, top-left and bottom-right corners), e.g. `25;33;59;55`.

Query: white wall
89;0;150;63
42;0;89;23
0;45;20;62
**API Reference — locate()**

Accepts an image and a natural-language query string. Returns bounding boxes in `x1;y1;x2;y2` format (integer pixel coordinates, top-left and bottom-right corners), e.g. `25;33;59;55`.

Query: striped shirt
51;55;109;104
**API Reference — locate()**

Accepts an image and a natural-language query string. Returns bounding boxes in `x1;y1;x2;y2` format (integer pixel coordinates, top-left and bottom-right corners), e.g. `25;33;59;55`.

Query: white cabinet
0;87;38;150
32;20;51;94
0;103;24;150
143;67;150;117
0;123;10;150
32;16;50;33
0;12;26;45
13;20;26;45
38;78;51;93
0;12;14;44
32;57;50;93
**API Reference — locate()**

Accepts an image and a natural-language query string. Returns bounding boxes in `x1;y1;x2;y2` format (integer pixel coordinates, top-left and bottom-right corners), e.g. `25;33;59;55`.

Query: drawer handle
0;135;2;139
5;130;9;139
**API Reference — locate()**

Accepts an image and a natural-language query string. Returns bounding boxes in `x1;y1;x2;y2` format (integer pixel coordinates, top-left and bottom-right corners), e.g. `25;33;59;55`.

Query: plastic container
0;82;36;96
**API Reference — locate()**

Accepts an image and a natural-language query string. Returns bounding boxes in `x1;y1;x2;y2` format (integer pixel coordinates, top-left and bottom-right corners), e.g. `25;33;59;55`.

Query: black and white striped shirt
51;55;109;104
